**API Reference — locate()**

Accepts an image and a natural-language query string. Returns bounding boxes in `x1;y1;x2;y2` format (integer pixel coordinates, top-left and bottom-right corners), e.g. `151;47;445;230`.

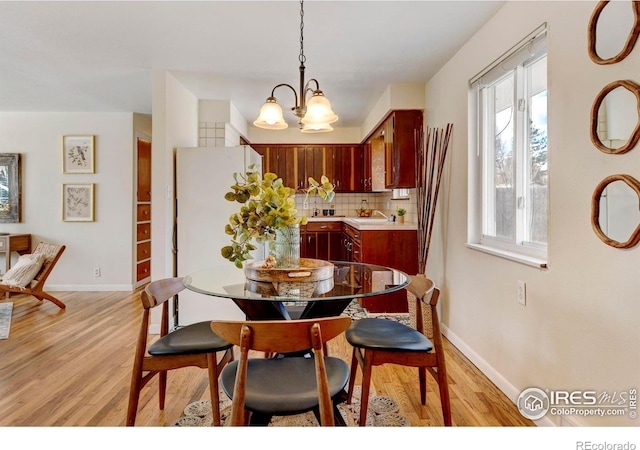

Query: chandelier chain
299;0;306;65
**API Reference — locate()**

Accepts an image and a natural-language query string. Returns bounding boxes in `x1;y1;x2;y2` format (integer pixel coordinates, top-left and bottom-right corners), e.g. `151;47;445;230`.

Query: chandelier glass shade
253;0;338;132
254;97;288;130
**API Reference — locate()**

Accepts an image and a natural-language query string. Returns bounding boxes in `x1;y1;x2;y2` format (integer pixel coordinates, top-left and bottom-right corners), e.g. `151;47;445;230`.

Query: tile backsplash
295;190;418;223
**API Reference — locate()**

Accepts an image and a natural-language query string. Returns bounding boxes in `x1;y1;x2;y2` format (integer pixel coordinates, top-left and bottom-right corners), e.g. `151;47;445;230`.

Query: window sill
465;243;548;269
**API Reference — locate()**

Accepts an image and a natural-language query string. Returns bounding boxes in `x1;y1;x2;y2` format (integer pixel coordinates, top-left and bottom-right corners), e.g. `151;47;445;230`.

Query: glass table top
183;260;409;303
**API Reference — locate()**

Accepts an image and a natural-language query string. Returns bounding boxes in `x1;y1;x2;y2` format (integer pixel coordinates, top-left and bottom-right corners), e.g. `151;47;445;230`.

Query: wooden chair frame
126;277;234;426
347;277;452;426
211;316;351;426
0;242;66;309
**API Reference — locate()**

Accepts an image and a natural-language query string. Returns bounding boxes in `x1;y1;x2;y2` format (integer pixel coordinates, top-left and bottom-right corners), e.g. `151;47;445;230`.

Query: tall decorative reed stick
417;123;453;273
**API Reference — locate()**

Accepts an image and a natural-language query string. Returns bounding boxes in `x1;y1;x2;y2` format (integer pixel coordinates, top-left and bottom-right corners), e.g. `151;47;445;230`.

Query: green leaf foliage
222;167;332;268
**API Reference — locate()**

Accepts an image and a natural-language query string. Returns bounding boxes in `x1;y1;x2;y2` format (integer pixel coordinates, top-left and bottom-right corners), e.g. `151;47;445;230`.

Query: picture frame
62;135;95;174
62;183;95;222
0;153;21;223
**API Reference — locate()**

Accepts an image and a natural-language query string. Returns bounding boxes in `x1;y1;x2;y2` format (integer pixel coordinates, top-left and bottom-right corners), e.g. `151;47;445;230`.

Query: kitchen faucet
373;210;391;220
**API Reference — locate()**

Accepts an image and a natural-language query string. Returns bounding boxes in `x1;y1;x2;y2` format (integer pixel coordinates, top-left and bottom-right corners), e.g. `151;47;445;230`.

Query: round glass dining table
183;260;409;321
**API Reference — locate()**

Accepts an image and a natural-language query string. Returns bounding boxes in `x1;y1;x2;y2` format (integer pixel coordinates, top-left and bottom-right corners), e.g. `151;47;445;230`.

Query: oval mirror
592;174;640;248
591;80;640;154
588;0;640;64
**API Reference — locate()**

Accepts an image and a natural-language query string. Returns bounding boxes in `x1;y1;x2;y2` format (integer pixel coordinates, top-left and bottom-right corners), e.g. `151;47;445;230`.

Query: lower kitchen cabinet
342;224;418;313
301;221;343;261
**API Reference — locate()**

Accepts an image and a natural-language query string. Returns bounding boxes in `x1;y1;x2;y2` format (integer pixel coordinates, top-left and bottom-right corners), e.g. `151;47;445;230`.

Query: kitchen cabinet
252;145;301;190
361;109;423;190
300;221;343;260
332;145;364;192
342;223;362;262
384;110;423;189
342;223;418;313
303;146;330;190
252;144;364;193
363;130;387;192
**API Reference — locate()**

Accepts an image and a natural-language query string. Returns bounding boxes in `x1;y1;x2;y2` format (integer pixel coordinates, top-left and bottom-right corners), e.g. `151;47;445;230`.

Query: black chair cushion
148;321;233;356
220;356;349;416
345;318;434;352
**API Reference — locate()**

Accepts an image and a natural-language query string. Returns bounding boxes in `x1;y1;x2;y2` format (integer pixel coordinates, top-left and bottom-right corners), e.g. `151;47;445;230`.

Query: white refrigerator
174;145;263;326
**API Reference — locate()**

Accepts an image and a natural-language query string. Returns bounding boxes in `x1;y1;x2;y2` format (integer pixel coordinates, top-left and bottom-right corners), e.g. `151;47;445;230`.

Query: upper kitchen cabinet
251;144;301;189
303;145;364;192
252;144;364;193
363;129;387;192
361;109;423;190
332;145;363;192
384;110;423;189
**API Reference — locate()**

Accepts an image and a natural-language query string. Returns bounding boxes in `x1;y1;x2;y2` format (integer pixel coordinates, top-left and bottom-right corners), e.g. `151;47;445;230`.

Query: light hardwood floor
0;289;533;427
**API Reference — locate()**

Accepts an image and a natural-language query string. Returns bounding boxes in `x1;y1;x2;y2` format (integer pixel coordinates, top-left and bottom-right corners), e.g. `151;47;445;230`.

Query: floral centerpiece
221;165;335;268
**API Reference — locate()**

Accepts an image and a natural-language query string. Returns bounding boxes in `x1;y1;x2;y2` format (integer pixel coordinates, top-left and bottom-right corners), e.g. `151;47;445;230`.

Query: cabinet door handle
320;225;327;229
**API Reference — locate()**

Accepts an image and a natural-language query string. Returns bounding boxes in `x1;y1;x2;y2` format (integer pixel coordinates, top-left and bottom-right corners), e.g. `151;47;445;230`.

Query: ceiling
0;1;504;128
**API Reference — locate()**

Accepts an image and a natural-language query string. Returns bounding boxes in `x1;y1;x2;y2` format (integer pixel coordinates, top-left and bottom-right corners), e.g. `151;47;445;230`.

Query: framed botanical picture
62;135;95;174
0;153;21;223
62;183;95;222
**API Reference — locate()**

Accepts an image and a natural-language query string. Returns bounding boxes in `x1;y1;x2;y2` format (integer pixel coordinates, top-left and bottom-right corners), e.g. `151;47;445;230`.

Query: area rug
172;386;409;427
343;299;410;325
0;302;12;340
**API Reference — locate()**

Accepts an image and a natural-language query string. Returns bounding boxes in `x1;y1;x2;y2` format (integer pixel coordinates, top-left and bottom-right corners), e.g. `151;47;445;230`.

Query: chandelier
253;0;338;133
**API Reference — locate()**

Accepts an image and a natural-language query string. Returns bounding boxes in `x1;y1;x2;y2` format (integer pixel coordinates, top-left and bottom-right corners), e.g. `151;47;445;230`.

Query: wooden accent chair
345;276;452;426
0;242;66;309
126;277;234;426
211;316;352;426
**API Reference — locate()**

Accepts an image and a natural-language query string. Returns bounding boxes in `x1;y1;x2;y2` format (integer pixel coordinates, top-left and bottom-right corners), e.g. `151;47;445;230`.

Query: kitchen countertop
305;216;417;231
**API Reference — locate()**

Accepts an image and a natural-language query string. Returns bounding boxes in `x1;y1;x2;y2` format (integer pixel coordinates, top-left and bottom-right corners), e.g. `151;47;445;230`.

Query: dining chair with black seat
126;277;234;426
211;316;352;426
345;275;452;426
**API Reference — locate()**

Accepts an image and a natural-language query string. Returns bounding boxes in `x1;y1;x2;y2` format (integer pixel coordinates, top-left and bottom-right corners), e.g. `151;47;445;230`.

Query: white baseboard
46;284;134;291
441;323;556;427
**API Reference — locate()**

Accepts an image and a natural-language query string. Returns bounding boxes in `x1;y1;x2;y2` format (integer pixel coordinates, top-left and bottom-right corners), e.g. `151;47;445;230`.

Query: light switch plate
517;280;526;306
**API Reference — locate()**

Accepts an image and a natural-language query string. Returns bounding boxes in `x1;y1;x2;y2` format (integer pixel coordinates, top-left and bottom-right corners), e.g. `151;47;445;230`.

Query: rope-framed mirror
591;174;640;248
588;0;640;65
590;79;640;154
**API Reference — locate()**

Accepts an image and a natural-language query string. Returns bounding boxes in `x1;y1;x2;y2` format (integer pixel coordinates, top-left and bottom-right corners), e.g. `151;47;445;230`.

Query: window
468;25;548;266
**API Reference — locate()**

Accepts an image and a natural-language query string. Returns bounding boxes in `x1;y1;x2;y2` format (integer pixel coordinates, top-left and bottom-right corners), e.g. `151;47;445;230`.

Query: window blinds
470;24;548;88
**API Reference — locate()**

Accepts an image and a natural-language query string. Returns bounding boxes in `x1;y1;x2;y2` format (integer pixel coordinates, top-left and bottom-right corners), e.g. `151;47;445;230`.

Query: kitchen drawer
343;224;361;241
352;242;362;262
306;221;342;232
137;204;151;222
137;241;151;262
137;223;151;242
136;260;151;282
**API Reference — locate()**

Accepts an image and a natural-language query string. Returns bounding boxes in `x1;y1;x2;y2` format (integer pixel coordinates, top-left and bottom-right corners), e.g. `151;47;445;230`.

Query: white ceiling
0;1;505;128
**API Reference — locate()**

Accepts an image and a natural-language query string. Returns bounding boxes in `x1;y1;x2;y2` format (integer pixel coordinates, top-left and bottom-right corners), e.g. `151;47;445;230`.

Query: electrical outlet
94;267;101;277
517;280;526;305
303;201;309;210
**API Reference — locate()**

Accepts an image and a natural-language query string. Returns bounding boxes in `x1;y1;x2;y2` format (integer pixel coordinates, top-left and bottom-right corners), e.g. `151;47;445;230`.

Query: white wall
0;112;135;290
151;71;199;282
361;84;426;140
425;1;640;426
